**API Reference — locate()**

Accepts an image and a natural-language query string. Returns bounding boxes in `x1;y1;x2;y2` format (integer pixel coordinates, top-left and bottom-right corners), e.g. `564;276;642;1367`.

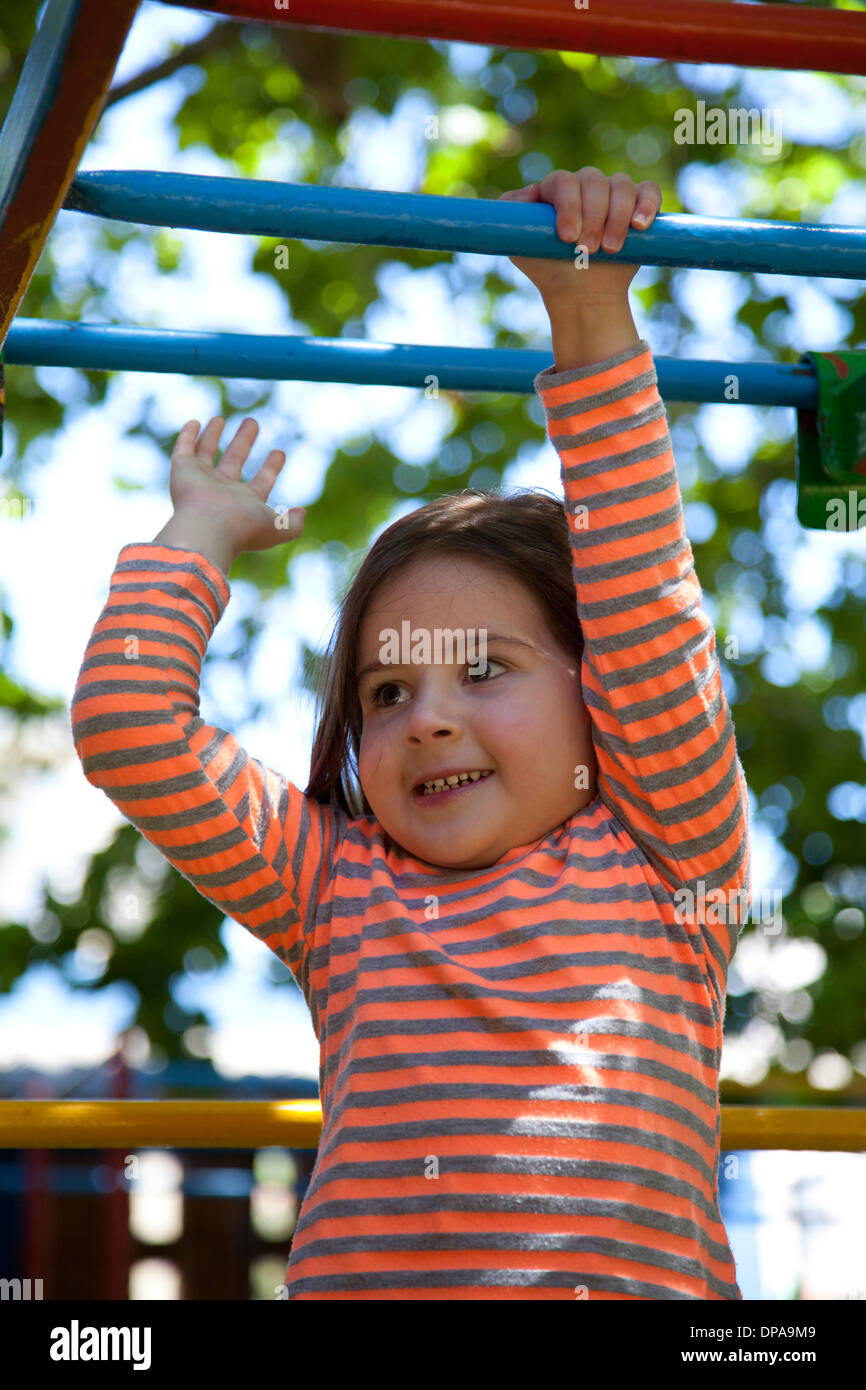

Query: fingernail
290;508;306;526
634;211;650;226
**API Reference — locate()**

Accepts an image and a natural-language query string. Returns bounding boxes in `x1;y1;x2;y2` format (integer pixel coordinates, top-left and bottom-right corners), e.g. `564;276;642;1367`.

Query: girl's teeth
421;770;491;795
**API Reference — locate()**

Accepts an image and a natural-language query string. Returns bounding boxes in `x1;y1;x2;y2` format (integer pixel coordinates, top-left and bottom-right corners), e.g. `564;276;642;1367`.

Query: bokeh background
1;0;866;1299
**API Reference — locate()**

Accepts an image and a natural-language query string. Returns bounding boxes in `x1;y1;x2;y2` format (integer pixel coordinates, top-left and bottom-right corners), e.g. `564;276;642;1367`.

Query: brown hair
303;487;584;818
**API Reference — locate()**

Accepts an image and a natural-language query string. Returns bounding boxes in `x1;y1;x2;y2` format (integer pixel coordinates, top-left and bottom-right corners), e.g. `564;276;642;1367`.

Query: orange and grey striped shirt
71;340;750;1299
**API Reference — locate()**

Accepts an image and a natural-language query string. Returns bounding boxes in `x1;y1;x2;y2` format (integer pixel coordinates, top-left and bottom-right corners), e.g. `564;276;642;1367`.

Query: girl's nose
403;682;464;738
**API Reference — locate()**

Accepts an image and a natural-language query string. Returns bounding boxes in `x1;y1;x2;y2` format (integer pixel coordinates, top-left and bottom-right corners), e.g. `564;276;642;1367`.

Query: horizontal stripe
70;338;749;1300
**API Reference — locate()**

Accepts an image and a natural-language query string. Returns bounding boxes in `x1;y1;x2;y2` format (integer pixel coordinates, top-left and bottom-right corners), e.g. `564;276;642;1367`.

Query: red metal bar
22;1076;54;1300
160;0;866;76
0;0;140;349
102;1045;131;1300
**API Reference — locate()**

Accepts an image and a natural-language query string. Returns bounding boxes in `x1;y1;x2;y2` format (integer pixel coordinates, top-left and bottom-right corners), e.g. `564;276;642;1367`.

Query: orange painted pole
160;0;866;76
0;0;140;349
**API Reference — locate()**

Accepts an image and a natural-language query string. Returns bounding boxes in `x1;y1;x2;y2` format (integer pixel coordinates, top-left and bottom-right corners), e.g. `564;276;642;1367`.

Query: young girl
71;167;751;1301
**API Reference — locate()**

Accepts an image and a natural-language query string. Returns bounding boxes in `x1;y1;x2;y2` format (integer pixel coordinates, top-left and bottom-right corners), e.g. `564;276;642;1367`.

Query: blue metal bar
0;1164;262;1197
62;171;866;279
4;319;817;406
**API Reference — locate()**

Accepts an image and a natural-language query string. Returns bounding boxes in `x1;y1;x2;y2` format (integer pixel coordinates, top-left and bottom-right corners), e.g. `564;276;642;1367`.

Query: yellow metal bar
0;1101;865;1150
0;1101;322;1149
723;1107;866;1153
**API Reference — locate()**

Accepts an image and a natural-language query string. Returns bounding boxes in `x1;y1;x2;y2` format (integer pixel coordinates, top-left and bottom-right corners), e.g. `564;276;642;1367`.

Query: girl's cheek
357;724;371;773
358;724;387;778
494;702;539;743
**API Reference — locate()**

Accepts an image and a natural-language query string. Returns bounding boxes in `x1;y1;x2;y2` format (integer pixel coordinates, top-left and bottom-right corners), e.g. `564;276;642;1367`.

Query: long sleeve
69;542;348;1034
534;340;751;1002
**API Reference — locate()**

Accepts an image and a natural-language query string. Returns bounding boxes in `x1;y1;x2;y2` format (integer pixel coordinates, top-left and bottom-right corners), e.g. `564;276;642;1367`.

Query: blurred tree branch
104;21;236;107
103;22;351;124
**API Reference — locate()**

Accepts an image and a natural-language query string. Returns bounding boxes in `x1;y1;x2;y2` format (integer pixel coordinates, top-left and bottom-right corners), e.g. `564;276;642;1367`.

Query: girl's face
355;554;597;870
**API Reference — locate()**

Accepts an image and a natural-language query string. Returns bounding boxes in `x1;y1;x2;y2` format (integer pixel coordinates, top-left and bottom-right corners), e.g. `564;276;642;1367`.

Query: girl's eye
368;659;505;708
467;658;504;683
369;681;405;709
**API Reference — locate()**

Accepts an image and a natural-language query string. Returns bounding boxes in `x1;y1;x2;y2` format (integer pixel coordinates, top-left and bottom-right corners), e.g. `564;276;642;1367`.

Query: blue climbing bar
3;319;818;407
63;172;866;280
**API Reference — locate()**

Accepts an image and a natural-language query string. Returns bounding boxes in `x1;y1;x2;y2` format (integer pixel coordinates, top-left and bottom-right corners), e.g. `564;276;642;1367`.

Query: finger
249;447;287;501
631;180;663;228
498;183;540;202
171;420;201;455
538;168;604;249
216;417;259;477
195;417;226;463
536;170;583;245
600;172;638;252
573;168;612;253
257;501;305;549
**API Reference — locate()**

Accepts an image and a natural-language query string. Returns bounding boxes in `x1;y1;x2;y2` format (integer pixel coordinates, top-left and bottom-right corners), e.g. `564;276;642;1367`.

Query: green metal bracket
796;350;866;531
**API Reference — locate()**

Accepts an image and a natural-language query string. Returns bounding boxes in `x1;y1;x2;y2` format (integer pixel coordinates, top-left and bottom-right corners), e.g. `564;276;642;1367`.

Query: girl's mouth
411;770;494;807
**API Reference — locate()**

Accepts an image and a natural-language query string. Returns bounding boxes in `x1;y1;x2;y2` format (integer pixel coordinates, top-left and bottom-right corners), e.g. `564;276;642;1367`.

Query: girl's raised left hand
498;167;662;305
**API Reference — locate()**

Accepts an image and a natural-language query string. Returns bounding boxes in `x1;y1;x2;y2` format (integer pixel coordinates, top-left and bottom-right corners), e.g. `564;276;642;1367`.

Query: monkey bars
63;171;866;281
1;1101;865;1151
162;0;866;76
1;0;865;1171
2;320;818;407
36;169;866;527
3;0;865;350
0;3;864;521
